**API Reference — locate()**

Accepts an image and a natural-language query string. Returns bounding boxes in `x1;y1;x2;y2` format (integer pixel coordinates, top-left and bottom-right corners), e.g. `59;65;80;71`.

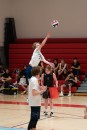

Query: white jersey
29;48;45;67
28;76;41;106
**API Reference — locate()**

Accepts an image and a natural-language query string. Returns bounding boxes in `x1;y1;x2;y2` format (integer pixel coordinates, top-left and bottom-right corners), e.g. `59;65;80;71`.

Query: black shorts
66;81;76;87
43;88;51;99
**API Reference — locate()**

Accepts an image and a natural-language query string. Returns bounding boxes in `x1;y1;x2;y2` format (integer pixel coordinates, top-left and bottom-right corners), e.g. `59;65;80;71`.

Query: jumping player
26;33;54;84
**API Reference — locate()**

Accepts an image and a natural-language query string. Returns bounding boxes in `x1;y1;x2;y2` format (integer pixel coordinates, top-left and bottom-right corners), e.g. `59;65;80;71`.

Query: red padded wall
9;39;87;73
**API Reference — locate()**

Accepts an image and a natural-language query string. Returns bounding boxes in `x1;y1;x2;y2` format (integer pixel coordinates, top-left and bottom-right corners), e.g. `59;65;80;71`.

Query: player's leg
59;84;66;96
44;99;48;116
25;65;32;85
49;98;54;116
43;89;49;116
28;106;40;130
68;83;72;96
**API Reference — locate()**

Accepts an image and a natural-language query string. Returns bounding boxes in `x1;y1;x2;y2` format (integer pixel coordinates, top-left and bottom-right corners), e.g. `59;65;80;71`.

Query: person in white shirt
26;33;54;84
28;66;46;130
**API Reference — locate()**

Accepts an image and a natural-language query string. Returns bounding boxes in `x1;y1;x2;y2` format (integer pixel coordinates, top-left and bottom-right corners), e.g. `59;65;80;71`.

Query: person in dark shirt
53;58;59;77
0;65;4;76
60;71;78;97
20;65;27;78
58;58;68;79
71;57;80;76
41;65;58;116
1;69;12;88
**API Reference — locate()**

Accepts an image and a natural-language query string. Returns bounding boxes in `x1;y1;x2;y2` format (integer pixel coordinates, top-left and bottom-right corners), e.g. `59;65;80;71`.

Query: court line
0;101;86;108
10;114;83;128
0;106;83;121
11;116;53;128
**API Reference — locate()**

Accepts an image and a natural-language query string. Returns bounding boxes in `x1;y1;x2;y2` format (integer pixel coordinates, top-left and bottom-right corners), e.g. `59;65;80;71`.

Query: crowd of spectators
0;57;81;96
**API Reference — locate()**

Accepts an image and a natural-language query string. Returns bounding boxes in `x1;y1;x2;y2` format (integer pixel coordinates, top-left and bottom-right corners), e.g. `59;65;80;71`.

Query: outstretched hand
49;62;54;68
47;32;51;38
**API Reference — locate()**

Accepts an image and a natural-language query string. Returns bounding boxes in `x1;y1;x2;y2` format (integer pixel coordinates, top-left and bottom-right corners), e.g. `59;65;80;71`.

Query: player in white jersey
28;66;46;130
26;33;54;84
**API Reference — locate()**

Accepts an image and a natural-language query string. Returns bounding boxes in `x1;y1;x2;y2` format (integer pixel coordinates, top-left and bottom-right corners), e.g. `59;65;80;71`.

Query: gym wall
0;0;12;47
12;0;87;38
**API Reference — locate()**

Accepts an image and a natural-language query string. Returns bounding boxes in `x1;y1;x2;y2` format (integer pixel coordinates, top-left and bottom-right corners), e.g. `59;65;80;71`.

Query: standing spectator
53;58;59;76
58;58;68;79
71;57;80;76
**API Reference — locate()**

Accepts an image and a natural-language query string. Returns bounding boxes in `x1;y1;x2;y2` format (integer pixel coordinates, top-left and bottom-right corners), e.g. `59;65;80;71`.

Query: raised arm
40;52;54;68
38;32;51;50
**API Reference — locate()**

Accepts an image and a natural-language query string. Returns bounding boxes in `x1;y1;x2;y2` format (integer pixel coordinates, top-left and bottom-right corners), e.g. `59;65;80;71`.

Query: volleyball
51;20;59;28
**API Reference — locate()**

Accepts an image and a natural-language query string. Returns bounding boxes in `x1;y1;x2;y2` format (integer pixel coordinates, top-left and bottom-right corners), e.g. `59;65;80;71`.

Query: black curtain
4;18;17;67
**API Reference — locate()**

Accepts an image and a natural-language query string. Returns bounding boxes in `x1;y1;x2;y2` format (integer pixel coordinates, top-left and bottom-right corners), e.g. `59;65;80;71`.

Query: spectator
1;68;12;88
14;67;21;75
71;57;80;76
0;64;4;76
58;58;68;79
20;64;27;78
59;71;78;97
53;58;59;76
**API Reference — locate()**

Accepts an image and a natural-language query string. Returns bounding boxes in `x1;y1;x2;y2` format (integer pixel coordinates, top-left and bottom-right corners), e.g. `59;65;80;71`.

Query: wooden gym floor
0;94;87;130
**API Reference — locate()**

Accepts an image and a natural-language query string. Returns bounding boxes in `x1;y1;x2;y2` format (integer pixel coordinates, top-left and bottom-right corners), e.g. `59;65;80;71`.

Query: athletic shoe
43;111;48;116
68;93;71;97
50;112;54;117
59;92;64;97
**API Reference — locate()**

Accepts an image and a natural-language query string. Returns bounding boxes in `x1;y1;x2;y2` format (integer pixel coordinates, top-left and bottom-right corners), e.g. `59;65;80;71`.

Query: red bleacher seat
9;42;87;75
58;80;80;93
9;38;87;93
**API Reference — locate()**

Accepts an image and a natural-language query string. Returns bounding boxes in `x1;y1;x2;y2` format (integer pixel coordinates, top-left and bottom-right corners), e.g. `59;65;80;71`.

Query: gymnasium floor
0;94;87;130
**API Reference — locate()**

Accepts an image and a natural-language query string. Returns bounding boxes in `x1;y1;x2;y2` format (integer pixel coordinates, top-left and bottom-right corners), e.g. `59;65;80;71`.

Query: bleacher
9;38;87;93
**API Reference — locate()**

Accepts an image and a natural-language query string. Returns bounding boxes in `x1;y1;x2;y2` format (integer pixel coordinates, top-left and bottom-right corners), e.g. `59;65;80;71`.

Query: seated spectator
59;71;78;97
14;67;21;75
1;68;12;88
58;58;68;79
20;64;27;78
53;58;59;76
71;57;80;76
12;67;21;83
0;64;4;77
16;77;28;95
